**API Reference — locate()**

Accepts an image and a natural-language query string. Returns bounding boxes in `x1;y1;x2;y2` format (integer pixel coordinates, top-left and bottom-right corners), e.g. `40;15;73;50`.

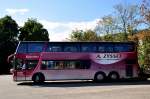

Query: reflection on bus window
17;42;135;53
26;60;38;70
17;43;27;53
41;60;91;70
17;42;44;53
97;43;134;53
114;44;134;52
15;59;38;70
15;59;23;70
81;44;97;52
28;43;43;53
97;46;105;52
64;45;79;52
47;45;62;52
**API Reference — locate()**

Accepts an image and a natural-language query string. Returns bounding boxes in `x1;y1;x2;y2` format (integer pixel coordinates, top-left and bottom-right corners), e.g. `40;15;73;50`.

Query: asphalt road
0;75;150;99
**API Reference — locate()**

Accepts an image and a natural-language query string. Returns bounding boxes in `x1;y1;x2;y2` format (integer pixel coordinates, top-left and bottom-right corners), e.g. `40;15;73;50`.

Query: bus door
24;60;38;80
126;65;133;77
15;59;26;81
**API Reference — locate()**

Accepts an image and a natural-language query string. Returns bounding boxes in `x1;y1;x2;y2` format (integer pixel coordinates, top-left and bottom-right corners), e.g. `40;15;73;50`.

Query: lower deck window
26;60;38;70
41;60;91;70
15;59;38;70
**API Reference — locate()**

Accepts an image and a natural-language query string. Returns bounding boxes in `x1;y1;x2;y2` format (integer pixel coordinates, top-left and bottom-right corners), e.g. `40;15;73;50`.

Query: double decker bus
9;41;139;83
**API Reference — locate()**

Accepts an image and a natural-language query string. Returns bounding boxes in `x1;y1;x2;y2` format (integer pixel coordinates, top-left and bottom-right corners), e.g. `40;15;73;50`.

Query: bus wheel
32;73;45;83
108;71;120;81
94;72;106;82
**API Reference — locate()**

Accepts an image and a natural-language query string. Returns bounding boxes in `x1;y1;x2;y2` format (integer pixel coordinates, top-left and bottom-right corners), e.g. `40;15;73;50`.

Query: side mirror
10;68;14;74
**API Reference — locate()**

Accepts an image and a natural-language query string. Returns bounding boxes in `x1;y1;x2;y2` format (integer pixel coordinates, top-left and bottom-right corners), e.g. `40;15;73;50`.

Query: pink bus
9;41;139;83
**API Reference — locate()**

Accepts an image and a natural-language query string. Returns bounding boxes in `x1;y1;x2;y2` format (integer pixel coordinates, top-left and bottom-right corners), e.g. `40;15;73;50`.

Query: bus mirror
7;54;15;63
10;68;14;74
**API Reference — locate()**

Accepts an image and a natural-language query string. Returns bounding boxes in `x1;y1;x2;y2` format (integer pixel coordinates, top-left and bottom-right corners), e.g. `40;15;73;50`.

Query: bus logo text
96;53;121;60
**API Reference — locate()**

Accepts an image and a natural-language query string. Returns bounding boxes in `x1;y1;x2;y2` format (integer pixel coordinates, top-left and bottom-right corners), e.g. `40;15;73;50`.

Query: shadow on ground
17;79;150;87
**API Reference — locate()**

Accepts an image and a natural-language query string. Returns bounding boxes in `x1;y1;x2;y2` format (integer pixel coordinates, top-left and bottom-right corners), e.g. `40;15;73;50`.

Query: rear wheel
32;73;45;83
108;72;120;81
94;72;106;82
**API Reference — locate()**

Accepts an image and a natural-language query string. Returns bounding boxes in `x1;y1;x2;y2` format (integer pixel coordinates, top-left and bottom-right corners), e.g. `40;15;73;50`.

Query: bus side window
64;45;79;52
15;59;23;70
127;45;134;52
75;60;90;69
28;43;43;53
46;43;62;52
114;44;134;52
97;46;105;53
114;46;122;52
17;43;27;53
106;46;114;53
26;60;38;70
48;46;62;52
80;60;91;69
47;61;54;69
41;61;47;70
81;44;97;52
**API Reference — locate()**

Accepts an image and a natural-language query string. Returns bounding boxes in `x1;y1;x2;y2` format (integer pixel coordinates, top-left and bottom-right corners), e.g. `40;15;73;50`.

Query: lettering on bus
26;55;39;59
96;53;122;60
91;53;123;64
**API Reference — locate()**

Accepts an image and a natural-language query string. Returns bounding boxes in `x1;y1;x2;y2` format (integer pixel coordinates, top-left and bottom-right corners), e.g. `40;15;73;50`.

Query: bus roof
19;41;135;44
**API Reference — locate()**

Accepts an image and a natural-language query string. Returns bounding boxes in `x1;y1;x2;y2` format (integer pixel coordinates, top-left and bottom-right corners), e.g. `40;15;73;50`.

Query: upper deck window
63;44;79;52
17;42;135;53
97;43;134;53
17;43;27;53
17;42;44;53
46;43;79;52
114;44;134;52
97;44;114;53
81;44;97;52
46;44;62;52
28;43;43;53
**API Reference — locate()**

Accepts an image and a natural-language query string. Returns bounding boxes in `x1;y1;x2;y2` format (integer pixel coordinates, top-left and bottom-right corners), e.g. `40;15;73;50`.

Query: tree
141;0;150;27
95;15;117;41
69;30;84;41
0;16;19;42
19;18;49;41
140;0;150;71
0;15;19;74
142;35;150;70
114;4;140;41
82;30;101;41
69;29;101;41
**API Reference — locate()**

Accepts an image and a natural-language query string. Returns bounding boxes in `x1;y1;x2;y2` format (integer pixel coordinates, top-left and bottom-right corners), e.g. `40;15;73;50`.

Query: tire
108;71;120;81
94;72;106;82
32;73;45;83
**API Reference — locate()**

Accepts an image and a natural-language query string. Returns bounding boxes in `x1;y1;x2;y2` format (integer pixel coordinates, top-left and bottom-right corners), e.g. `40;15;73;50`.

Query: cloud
5;8;29;15
39;19;100;41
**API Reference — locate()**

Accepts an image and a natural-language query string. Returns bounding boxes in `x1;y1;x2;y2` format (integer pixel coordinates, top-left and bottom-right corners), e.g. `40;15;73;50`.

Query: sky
0;0;142;41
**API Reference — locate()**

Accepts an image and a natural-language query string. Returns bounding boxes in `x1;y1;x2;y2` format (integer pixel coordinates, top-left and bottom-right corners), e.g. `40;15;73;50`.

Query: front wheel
32;73;45;83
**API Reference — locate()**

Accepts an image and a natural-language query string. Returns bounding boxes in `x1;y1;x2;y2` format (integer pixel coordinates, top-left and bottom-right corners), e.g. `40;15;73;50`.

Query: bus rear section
10;41;140;83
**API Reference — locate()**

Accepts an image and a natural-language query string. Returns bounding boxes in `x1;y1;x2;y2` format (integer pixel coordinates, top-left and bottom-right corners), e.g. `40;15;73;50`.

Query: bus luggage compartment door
126;65;133;77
